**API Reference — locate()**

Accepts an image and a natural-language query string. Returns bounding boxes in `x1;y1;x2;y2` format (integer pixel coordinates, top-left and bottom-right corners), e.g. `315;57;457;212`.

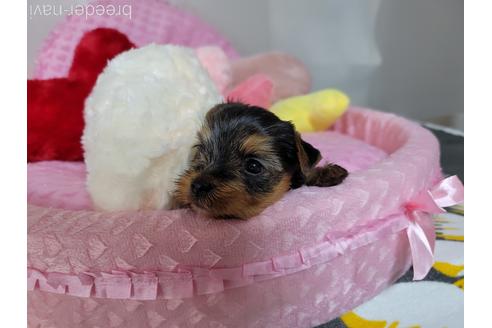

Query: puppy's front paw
306;164;348;187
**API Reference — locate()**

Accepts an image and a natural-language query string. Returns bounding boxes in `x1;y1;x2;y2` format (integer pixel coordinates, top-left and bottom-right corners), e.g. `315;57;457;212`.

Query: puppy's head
173;102;323;219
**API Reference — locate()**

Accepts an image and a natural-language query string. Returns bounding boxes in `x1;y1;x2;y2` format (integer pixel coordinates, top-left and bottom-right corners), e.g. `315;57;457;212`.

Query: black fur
200;102;313;192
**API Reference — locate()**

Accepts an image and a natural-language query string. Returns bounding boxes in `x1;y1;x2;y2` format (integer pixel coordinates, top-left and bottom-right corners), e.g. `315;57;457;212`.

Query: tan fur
169;170;198;208
250;174;291;212
207;174;291;219
241;134;272;155
294;132;321;175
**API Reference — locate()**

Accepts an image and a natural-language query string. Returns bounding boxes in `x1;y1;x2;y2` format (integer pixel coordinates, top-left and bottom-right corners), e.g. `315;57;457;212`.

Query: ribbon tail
407;220;434;280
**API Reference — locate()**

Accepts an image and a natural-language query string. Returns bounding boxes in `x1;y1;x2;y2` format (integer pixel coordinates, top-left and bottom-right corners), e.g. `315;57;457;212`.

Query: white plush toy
82;44;222;211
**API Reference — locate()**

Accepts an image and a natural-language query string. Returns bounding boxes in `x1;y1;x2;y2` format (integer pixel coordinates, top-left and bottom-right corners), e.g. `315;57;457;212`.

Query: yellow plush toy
270;89;350;132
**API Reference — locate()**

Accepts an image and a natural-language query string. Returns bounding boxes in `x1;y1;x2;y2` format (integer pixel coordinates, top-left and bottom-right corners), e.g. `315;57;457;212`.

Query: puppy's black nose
191;179;214;197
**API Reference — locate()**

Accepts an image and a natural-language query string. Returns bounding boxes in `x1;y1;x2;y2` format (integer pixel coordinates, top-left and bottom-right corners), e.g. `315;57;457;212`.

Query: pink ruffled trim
28;212;412;300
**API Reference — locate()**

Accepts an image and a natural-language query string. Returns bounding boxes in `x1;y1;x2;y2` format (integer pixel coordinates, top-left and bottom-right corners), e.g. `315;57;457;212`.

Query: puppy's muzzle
191;177;214;199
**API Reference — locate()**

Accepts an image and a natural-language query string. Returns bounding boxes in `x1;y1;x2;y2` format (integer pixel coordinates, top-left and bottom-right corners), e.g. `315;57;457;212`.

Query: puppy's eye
245;159;264;175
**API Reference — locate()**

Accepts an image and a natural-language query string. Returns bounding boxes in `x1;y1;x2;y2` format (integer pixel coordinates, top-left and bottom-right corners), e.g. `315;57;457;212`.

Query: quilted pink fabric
27;107;441;327
33;0;238;80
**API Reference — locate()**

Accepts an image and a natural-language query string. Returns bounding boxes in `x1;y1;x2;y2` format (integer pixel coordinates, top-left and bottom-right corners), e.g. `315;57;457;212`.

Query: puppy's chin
187;197;251;219
190;203;216;218
189;198;244;219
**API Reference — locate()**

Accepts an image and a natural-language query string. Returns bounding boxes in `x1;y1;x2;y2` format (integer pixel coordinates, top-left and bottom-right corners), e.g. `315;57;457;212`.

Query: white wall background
28;0;463;128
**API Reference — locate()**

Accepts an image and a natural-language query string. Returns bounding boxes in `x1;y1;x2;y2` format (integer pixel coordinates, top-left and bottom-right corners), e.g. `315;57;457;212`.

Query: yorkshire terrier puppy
171;102;348;219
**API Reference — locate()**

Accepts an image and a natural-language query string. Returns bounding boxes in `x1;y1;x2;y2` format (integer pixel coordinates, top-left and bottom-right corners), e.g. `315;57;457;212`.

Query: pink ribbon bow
404;175;464;280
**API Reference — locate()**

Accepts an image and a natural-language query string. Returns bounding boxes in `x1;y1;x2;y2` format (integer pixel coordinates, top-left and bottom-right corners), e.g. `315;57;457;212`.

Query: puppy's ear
290;133;321;189
304;163;348;187
297;133;322;168
291;132;348;188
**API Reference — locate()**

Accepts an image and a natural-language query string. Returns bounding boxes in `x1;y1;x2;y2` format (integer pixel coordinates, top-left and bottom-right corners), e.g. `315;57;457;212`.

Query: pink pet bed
27;107;465;327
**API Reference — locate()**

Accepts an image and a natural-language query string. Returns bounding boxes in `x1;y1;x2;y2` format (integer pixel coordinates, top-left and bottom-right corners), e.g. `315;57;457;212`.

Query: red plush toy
28;28;135;162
